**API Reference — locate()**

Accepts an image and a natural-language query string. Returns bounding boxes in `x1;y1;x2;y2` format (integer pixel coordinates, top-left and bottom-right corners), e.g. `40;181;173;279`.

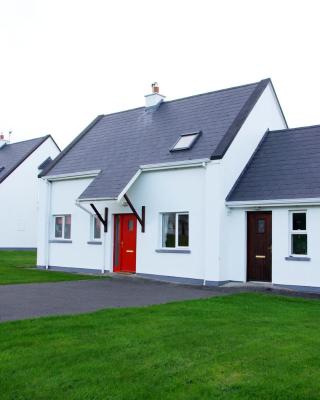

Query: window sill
285;256;311;262
155;248;191;254
49;239;72;244
87;241;102;245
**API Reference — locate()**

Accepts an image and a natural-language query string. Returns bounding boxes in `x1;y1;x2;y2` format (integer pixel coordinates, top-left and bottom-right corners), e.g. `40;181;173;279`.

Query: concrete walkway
0;277;234;322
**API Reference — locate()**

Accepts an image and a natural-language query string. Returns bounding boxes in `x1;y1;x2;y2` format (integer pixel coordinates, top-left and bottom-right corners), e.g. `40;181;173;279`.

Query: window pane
55;217;63;238
64;215;71;239
292;213;306;230
162;213;176;247
178;214;189;246
128;220;134;231
173;134;197;150
94;216;101;239
257;219;265;234
292;234;307;255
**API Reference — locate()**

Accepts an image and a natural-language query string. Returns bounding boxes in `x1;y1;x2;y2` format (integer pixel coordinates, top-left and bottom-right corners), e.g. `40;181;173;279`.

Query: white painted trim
45;180;52;270
78;197;117;202
289;210;308;257
52;214;72;240
117;169;142;201
90;214;102;241
226;198;320;208
160;211;190;250
44;170;101;181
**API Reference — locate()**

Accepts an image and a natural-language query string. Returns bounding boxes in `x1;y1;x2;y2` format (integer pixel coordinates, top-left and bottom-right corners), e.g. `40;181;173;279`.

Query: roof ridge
165;80;265;105
89;79;268;121
269;124;320;134
2;135;49;147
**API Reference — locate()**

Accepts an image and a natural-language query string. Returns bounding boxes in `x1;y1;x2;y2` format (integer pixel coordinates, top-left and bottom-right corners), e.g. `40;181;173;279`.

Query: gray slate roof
0;136;51;184
227;125;320;202
42;79;271;199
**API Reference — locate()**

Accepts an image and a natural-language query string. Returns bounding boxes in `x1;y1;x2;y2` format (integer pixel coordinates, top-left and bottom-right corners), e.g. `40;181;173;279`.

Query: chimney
0;134;9;149
145;82;165;108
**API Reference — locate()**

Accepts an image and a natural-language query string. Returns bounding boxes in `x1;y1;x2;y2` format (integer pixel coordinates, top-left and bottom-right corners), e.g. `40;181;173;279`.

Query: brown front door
247;212;272;282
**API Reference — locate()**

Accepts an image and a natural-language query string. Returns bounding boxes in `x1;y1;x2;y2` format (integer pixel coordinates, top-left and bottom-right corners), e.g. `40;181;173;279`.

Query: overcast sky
0;0;319;148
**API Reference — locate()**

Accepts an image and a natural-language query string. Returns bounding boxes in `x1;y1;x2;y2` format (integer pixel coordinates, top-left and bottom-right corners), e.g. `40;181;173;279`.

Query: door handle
255;255;266;259
126;250;134;253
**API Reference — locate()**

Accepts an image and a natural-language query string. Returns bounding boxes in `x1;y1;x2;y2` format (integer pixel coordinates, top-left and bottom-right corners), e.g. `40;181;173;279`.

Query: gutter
140;158;210;171
75;200;96;216
226;198;320;208
45;170;101;182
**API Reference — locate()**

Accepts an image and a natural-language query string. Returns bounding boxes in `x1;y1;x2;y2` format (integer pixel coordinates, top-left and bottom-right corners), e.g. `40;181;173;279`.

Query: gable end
211;79;271;160
0;135;52;184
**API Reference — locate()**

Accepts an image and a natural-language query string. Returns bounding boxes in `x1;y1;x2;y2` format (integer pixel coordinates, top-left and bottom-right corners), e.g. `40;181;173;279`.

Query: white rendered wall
128;167;206;279
204;83;287;282
224;207;320;288
272;207;320;287
0;138;59;248
38;167;206;279
38;177;105;269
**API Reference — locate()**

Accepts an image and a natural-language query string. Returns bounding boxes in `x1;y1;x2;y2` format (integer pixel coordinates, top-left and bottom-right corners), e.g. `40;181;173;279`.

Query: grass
0;250;103;284
1;293;320;399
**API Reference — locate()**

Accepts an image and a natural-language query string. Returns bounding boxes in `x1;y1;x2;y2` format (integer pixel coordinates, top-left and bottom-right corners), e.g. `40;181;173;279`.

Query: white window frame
160;212;189;249
53;214;72;240
90;214;102;241
289;210;308;256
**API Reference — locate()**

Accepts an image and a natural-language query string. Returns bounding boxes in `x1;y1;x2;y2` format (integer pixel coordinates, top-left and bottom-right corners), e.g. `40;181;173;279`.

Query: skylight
171;131;201;151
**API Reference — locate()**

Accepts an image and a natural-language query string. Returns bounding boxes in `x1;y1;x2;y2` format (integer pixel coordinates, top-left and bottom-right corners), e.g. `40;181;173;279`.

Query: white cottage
0;134;60;249
37;78;318;290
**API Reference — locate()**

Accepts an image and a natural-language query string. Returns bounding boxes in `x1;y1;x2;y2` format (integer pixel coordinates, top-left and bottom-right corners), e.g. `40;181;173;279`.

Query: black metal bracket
124;194;145;232
90;204;108;233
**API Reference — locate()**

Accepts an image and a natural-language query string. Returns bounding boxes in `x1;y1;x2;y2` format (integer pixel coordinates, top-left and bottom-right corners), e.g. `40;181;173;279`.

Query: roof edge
268;79;288;129
0;135;51;185
47;134;62;152
211;78;271;160
225;129;270;202
269;123;320;134
39;115;104;178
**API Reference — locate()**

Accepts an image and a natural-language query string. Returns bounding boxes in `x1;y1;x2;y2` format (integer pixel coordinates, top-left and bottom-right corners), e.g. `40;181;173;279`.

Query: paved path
0;277;233;322
2;276;319;323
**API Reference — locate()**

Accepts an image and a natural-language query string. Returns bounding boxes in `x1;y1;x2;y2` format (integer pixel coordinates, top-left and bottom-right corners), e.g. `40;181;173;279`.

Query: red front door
113;214;137;273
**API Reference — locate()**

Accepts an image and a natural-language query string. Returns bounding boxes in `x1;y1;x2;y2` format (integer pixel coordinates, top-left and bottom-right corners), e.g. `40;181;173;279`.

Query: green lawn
1;293;320;399
0;250;102;284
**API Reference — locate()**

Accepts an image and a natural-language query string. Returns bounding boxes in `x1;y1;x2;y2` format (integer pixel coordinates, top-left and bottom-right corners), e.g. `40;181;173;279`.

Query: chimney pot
0;133;9;148
152;82;159;93
145;82;165;108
